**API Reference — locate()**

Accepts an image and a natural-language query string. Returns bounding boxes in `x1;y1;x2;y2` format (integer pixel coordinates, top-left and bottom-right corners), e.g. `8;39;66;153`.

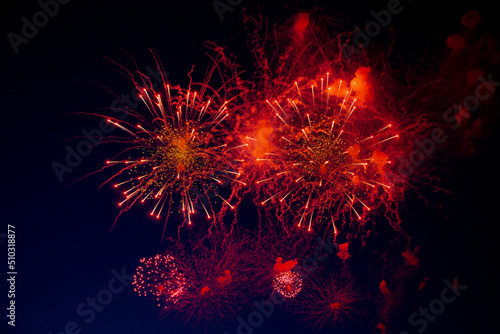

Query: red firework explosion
245;217;322;297
98;51;246;233
273;270;303;298
132;254;186;308
292;273;362;330
134;231;259;325
246;71;402;234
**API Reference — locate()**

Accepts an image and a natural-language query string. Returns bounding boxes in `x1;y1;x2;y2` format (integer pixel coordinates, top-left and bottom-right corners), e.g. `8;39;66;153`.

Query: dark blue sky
1;0;498;333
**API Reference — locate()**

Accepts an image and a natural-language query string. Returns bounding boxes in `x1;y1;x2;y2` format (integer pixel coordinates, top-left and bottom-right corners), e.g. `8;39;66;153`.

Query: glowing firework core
284;128;349;186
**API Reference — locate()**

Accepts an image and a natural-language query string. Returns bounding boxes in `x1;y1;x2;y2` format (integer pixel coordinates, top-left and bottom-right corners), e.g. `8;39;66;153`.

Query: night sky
1;0;499;334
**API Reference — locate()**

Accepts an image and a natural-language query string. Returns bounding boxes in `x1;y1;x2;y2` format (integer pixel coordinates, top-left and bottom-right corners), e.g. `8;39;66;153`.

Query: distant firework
292;273;362;330
132;254;186;308
133;230;260;326
273;270;303;298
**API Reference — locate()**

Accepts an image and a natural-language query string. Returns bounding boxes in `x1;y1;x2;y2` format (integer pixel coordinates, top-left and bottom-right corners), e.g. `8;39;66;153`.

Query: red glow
292;274;361;329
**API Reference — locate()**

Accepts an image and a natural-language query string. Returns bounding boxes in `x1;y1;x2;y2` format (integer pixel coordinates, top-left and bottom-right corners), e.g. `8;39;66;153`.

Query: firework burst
173;232;258;325
292;273;362;330
132;254;187;308
132;230;260;326
247;72;402;234
99;52;247;234
273;270;303;299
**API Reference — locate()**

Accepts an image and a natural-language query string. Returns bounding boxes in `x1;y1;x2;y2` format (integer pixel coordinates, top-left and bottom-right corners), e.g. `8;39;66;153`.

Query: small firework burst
172;231;259;325
248;72;402;234
293;273;362;330
99;52;246;233
132;254;186;308
245;222;319;297
273;270;303;298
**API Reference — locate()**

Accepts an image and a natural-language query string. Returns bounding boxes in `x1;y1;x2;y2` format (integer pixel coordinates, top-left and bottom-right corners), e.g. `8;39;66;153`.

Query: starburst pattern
99;53;247;233
248;73;401;233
